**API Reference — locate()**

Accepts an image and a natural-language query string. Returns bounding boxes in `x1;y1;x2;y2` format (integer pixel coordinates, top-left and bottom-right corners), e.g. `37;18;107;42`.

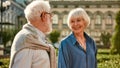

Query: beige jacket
9;23;56;68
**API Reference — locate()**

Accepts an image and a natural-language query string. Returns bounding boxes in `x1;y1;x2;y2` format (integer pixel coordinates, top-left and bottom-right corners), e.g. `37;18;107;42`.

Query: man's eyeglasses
40;12;53;17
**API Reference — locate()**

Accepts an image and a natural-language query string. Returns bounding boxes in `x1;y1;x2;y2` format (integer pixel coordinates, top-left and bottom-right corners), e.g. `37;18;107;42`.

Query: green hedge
97;49;120;68
0;58;9;68
0;49;120;68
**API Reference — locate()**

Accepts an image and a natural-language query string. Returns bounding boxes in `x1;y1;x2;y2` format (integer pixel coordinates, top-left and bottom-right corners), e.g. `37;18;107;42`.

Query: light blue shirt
58;32;97;68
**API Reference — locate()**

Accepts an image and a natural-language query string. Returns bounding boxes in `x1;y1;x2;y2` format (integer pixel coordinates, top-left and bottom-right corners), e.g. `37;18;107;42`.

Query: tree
110;11;120;54
100;31;111;47
49;30;60;47
2;28;20;55
2;28;12;55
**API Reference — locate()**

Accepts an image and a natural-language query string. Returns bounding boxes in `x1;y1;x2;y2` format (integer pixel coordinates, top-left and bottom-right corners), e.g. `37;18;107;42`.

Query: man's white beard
45;21;52;34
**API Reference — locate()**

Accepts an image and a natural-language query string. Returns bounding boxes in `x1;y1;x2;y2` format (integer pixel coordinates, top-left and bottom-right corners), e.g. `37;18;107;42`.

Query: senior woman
58;8;97;68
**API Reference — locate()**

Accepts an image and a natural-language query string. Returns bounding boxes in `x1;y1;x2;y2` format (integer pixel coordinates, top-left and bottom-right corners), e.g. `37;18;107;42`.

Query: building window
106;14;112;24
91;31;101;37
95;14;102;25
105;14;113;29
94;14;102;29
63;15;68;24
86;5;89;8
13;16;16;24
108;5;111;8
52;14;58;24
9;13;12;23
5;13;7;22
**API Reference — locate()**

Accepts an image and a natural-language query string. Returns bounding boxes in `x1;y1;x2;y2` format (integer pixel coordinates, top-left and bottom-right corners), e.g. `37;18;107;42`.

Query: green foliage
49;30;60;44
10;28;21;42
116;11;120;25
1;28;20;55
1;29;13;55
97;49;120;68
0;49;120;68
0;58;9;68
100;32;112;46
111;11;120;54
2;29;12;46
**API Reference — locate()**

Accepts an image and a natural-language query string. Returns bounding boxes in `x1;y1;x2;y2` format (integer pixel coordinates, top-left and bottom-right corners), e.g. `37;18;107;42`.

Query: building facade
1;0;120;46
0;0;26;54
49;0;120;45
0;0;26;30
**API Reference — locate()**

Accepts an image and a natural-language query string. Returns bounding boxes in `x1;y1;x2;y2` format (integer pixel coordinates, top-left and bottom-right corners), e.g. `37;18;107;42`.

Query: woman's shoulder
61;33;74;43
59;33;75;48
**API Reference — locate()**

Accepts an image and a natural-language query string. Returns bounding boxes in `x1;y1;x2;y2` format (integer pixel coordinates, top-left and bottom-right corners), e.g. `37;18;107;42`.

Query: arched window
106;14;112;24
9;13;12;23
95;14;102;25
52;14;58;24
12;16;15;24
63;15;68;24
6;13;9;22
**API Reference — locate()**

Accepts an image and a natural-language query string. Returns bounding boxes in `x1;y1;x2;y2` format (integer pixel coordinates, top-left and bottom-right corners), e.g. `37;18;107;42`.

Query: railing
0;55;10;59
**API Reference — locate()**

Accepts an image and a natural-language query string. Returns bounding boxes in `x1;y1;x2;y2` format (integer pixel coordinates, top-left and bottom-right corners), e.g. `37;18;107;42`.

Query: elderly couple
9;0;97;68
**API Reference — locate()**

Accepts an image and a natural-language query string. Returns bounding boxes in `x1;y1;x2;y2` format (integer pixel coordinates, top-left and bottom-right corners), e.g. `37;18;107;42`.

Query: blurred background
0;0;120;68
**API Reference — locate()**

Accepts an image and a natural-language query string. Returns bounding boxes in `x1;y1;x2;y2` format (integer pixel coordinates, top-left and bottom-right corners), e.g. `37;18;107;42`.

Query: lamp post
0;0;11;44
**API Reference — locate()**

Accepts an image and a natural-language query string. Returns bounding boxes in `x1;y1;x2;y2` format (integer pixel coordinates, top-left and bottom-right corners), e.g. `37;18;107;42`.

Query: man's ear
41;12;46;22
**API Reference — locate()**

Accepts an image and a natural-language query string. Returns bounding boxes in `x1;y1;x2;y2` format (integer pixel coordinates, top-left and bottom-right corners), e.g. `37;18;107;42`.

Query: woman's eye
71;21;74;23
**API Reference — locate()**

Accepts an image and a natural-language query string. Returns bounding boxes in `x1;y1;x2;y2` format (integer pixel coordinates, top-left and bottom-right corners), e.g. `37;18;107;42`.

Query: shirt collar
69;32;91;46
69;32;77;45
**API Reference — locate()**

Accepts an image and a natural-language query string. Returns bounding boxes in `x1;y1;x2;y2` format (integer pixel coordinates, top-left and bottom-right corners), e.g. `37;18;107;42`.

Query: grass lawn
0;49;120;68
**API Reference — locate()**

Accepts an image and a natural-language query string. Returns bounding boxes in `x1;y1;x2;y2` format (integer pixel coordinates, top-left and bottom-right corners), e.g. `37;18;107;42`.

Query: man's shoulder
14;29;37;43
12;29;38;50
15;29;30;38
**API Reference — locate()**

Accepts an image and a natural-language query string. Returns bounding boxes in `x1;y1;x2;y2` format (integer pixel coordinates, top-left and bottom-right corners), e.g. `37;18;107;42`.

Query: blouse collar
69;32;91;45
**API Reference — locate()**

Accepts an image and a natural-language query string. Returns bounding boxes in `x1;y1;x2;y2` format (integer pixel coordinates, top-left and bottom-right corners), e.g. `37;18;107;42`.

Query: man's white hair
24;0;50;21
67;8;90;29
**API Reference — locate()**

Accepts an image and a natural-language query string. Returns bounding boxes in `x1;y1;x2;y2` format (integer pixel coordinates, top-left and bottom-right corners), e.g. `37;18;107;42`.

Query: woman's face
69;16;86;33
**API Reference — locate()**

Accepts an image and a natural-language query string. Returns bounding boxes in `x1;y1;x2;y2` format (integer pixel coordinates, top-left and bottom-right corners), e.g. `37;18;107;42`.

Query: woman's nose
74;21;78;25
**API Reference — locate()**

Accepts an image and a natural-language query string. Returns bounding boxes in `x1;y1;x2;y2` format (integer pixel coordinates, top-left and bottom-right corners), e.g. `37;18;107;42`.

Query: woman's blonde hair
67;8;90;29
